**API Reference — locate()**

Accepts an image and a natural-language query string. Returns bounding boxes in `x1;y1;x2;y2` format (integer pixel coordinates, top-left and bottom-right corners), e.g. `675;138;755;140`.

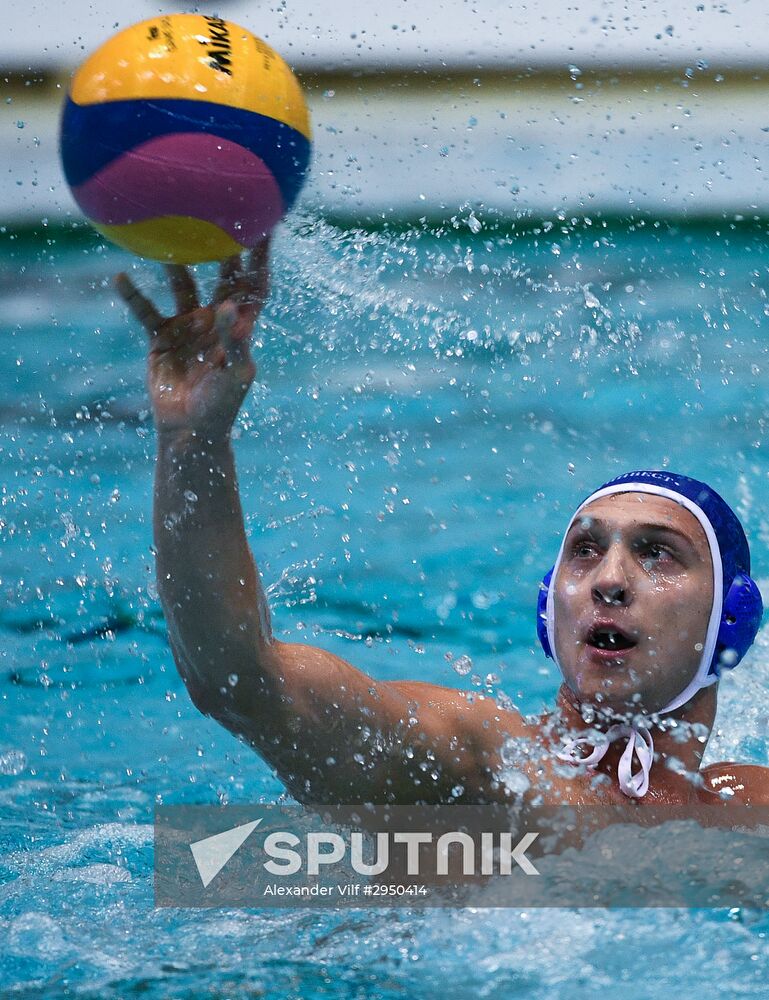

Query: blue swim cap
537;470;763;713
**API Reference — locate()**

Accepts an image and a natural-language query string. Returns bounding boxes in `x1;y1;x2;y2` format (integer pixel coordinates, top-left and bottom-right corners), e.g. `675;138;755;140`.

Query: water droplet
453;654;473;676
0;750;26;776
502;769;531;795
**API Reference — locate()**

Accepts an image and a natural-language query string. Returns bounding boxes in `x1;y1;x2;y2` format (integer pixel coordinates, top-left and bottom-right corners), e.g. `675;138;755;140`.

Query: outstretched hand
116;239;270;437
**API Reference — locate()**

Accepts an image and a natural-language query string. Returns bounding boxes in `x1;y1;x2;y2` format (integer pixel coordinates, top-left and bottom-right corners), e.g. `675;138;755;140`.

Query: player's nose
591;543;632;607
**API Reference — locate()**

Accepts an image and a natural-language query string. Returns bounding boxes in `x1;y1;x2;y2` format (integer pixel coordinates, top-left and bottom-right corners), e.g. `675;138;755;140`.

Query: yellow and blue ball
60;14;312;264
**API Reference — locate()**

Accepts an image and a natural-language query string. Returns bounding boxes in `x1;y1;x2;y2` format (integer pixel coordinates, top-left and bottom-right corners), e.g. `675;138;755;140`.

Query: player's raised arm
117;247;525;805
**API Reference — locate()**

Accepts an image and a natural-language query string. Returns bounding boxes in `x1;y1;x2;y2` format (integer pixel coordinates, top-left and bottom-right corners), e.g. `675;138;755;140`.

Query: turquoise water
2;214;769;996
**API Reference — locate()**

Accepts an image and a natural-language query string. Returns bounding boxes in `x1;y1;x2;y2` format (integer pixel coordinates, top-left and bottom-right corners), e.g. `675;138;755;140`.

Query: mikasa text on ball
60;14;312;264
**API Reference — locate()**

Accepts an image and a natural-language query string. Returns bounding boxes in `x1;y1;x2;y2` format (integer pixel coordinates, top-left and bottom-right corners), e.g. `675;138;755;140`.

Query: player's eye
639;541;673;563
571;538;598;558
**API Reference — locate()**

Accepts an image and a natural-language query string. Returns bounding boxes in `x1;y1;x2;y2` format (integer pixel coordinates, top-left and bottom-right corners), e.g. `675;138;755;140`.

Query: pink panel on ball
72;133;286;245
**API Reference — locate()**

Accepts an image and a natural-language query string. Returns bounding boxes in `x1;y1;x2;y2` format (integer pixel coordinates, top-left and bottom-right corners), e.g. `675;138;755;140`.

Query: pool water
2;213;769;996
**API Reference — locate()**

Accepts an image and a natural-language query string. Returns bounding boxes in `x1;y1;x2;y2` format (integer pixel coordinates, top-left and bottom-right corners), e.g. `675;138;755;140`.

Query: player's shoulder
386;679;532;739
699;762;769;804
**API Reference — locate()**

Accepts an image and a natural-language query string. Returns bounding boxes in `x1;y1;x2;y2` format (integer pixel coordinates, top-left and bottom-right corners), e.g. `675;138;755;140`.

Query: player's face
553;492;714;714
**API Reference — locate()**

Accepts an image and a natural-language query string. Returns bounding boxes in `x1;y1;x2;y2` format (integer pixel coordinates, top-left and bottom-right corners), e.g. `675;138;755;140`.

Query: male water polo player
117;245;769;805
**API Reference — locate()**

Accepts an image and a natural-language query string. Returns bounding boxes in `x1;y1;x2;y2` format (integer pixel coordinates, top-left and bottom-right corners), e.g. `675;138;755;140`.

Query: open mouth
586;626;637;652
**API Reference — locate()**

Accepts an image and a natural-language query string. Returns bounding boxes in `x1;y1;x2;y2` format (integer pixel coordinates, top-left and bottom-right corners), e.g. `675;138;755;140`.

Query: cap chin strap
557;724;654;798
549;483;724;798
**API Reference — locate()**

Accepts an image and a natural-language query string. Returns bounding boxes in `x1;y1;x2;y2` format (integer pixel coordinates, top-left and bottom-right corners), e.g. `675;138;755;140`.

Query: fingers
244;236;271;309
214;301;254;370
218;240;270;305
165;264;200;313
213;255;243;305
115;273;163;336
211;238;272;311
